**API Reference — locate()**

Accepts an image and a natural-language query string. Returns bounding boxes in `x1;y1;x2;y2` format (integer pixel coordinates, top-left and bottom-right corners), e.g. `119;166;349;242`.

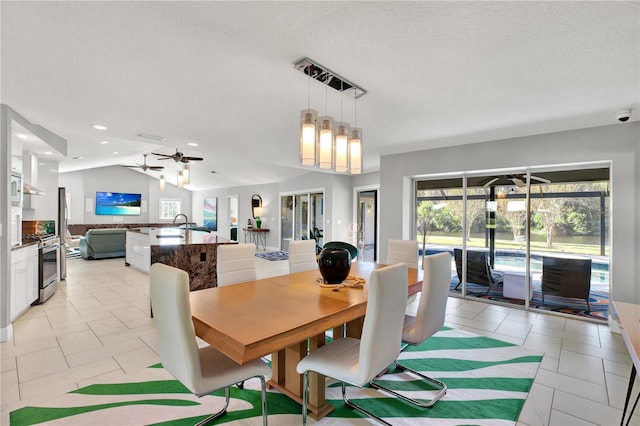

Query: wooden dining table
190;261;422;419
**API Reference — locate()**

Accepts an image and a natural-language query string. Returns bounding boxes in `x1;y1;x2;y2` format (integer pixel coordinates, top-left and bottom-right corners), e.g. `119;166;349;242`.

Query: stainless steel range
22;220;60;304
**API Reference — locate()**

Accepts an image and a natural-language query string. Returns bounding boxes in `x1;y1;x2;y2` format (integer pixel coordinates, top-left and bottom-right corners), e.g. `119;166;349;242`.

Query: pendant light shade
300;109;317;166
183;164;190;185
334;123;350;173
317;116;334;170
349;128;363;175
177;170;184;189
159;175;165;191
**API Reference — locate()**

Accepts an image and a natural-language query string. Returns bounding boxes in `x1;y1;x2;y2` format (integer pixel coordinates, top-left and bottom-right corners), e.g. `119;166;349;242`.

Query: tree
533;192;566;248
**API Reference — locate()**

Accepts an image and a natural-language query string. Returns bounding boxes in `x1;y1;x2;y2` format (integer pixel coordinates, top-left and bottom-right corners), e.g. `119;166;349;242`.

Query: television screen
203;197;217;231
95;192;142;216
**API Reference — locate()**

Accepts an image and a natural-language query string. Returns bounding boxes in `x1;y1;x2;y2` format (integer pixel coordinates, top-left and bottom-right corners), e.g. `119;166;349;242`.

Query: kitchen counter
125;228;236;291
131;226;228;246
11;241;39;251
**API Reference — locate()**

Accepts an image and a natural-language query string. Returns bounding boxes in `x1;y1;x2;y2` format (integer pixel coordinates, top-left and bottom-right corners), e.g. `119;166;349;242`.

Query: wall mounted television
95;192;142;216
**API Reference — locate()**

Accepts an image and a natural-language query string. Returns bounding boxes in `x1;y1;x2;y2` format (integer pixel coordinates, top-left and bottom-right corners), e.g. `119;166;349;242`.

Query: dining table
190;261;423;419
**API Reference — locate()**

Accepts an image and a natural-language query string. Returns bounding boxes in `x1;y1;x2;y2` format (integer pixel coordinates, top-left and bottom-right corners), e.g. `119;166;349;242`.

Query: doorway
228;195;238;241
280;190;324;253
357;190;377;262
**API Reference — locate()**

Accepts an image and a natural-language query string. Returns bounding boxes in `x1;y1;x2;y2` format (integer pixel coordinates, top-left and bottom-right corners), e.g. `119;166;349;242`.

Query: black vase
318;248;351;284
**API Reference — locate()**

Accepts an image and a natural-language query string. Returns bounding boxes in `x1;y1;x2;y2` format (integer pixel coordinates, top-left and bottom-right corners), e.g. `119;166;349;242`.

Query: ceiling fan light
334;123;350;173
318;116;334;170
183;164;190;185
349;128;362;174
300;109;317;166
159;175;165;191
177;170;184;189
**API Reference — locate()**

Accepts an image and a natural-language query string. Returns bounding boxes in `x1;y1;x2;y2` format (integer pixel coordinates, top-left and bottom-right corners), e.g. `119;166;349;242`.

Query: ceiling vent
137;133;166;141
294;57;367;98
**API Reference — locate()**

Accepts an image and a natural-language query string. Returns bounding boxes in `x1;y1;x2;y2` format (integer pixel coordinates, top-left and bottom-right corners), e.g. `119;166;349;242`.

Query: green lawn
421;235;608;256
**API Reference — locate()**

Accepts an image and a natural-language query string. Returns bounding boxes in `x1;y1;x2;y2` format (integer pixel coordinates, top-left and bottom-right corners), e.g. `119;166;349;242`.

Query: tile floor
1;256;639;425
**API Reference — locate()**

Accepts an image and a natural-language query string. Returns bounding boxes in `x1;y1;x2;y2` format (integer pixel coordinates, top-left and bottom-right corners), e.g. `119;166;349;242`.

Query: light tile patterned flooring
1;256;639;425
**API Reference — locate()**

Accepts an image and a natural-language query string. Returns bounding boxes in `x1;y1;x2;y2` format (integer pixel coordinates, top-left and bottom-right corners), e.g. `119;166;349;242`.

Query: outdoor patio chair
541;256;592;311
454;248;504;294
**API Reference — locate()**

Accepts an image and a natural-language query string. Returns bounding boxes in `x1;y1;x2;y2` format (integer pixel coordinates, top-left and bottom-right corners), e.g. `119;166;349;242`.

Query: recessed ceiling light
188;142;198;147
72;156;85;160
16;133;29;140
39;162;45;166
93;124;107;130
44;151;53;155
112;151;119;155
100;140;109;144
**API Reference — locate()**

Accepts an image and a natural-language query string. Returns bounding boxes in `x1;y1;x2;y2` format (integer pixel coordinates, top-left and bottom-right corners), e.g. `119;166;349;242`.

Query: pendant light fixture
299;66;317;166
159;175;165;191
317;84;334;169
183;164;190;185
349;92;363;174
177;170;184;189
334;80;350;173
294;57;366;175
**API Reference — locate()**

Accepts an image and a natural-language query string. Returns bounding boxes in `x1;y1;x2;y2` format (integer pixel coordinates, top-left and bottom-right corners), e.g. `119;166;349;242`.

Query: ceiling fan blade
482;177;500;188
182;156;203;161
151;152;173;158
148;166;165;170
530;175;551;184
120;165;141;168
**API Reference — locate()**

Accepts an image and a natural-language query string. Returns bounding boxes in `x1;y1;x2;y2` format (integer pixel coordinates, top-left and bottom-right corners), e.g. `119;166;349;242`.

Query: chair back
323;241;359;260
387;239;419;269
541;256;592;298
217;243;256;286
454;248;493;286
408;252;451;343
288;239;318;273
358;263;408;383
149;263;201;394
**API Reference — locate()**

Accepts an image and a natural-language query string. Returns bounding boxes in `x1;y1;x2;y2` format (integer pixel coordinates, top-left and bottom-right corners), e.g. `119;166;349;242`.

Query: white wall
59;166;192;225
380;122;640;304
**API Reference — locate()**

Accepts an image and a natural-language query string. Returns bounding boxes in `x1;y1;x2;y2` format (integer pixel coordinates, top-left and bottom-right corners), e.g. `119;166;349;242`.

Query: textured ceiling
1;1;638;190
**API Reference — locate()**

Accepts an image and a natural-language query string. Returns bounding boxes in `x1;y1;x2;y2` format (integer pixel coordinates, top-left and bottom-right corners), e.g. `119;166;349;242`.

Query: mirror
251;194;263;218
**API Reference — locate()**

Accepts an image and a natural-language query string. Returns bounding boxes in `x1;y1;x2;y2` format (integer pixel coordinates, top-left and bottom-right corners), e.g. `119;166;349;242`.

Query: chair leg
342;382;393;426
369;361;447;408
195;387;230;426
302;371;309;426
258;375;268;426
586;298;591;311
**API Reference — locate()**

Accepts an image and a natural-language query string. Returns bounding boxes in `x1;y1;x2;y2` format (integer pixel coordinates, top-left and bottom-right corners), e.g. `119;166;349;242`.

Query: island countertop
125;227;237;292
129;227;233;246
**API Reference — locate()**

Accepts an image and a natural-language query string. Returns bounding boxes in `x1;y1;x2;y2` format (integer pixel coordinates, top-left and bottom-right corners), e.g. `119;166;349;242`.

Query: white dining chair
370;251;451;408
287;239;317;273
149;263;271;425
296;263;409;425
387;239;420;305
387;239;419;268
217;243;256;286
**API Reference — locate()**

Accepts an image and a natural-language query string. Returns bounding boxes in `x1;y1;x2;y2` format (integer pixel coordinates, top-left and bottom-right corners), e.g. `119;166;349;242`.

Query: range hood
23;182;45;195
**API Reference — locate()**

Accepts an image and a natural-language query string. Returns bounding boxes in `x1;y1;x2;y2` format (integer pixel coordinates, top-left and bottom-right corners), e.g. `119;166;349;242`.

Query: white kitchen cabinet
10;244;39;321
125;231;150;273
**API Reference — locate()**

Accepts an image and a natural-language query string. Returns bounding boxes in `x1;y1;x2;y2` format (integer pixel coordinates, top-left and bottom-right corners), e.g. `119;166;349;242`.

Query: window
159;199;181;220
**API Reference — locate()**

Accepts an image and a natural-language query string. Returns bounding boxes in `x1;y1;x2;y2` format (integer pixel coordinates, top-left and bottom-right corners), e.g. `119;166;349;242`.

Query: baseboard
0;324;13;342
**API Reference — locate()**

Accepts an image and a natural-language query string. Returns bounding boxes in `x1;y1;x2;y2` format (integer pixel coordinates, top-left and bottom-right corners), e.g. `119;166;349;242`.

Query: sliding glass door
414;165;610;322
280;191;324;252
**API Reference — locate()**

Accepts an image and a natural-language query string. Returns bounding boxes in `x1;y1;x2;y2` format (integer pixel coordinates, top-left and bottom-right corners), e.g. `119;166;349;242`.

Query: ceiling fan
482;174;551;188
151;148;204;163
120;154;164;171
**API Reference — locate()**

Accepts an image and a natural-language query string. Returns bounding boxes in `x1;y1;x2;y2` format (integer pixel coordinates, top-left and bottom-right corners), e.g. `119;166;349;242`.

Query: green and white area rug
10;328;542;425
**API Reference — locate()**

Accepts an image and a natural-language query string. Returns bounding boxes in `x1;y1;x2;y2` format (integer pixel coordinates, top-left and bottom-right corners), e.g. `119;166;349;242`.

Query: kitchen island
125;227;236;290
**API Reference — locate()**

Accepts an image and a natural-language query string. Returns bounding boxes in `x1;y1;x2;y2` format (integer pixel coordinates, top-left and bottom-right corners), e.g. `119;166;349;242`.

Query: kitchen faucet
173;213;189;229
